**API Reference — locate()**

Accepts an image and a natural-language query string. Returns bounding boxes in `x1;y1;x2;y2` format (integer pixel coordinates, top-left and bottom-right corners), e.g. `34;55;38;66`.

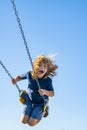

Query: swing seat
19;90;27;104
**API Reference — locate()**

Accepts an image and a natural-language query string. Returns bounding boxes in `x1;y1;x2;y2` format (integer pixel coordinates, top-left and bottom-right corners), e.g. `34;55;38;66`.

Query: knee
28;119;40;127
28;121;36;127
21;118;27;124
20;114;29;124
21;118;37;126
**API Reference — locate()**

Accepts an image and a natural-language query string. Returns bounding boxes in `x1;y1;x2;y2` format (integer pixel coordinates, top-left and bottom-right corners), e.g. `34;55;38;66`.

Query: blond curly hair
32;55;58;78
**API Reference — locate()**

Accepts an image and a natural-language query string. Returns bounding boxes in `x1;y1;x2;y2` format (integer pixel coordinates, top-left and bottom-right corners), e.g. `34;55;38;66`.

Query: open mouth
39;70;44;74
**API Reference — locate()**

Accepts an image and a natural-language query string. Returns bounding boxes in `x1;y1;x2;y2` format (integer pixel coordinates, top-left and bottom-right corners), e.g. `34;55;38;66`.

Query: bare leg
21;114;40;126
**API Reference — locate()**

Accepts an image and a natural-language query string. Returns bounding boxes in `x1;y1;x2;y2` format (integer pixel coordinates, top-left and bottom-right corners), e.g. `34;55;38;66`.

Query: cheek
45;68;48;72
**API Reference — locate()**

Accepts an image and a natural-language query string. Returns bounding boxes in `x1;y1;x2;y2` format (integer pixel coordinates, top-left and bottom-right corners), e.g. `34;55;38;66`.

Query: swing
0;0;49;117
0;60;49;117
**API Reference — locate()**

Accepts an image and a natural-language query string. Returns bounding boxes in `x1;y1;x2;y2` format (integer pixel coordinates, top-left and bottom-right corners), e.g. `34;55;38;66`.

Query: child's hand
12;78;16;84
12;75;21;84
38;89;46;96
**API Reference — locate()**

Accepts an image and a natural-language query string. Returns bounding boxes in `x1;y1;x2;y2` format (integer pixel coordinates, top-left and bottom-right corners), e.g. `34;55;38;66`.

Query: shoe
43;105;49;118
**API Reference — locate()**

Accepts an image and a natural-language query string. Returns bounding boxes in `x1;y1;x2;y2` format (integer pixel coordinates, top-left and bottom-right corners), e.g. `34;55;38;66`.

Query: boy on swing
12;54;58;126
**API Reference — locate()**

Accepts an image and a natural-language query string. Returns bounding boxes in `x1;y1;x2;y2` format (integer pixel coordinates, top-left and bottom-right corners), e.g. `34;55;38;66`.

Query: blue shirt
21;71;54;104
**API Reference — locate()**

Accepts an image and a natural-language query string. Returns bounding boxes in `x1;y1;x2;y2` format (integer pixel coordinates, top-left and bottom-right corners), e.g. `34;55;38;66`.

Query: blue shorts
23;95;44;120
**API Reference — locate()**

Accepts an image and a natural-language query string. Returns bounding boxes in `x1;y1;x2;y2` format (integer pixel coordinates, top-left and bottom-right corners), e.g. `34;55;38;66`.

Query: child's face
35;63;48;78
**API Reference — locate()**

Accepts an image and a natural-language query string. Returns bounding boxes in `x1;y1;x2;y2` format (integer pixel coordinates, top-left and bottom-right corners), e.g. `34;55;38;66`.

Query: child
12;54;58;126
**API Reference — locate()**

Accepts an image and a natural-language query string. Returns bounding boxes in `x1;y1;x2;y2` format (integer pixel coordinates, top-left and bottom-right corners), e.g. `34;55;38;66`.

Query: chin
38;75;44;78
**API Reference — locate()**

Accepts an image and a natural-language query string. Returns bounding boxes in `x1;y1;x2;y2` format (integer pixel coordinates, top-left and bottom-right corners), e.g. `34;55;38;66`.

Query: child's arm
38;89;54;97
12;75;22;84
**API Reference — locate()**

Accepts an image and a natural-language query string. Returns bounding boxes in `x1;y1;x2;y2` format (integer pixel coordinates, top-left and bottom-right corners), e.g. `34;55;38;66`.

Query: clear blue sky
0;0;87;130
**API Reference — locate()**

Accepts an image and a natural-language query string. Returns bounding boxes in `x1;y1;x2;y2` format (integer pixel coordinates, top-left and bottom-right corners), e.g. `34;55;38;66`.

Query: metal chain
10;0;42;89
10;0;34;70
10;0;48;103
0;60;21;94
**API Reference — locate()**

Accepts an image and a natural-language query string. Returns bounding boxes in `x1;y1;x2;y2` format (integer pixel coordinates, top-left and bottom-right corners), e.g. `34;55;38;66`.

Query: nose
40;65;44;69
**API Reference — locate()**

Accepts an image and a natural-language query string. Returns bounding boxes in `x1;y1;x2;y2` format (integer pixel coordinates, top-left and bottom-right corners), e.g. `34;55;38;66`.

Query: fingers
38;89;44;96
12;78;16;84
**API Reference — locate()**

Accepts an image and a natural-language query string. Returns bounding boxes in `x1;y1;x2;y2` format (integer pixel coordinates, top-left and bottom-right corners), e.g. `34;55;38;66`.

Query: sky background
0;0;87;130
